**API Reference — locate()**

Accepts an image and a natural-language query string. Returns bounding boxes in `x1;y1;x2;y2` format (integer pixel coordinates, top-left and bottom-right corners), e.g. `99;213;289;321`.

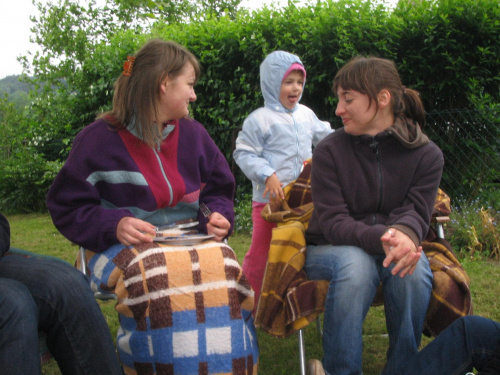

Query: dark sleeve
385;142;444;247
195;126;235;235
0;213;11;256
46;125;134;253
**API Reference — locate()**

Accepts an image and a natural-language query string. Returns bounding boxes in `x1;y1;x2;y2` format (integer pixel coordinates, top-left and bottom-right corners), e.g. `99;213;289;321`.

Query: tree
26;0;242;79
22;0;243;133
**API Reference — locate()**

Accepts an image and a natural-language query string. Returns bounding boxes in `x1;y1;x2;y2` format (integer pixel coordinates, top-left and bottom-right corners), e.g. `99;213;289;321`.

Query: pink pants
242;201;277;308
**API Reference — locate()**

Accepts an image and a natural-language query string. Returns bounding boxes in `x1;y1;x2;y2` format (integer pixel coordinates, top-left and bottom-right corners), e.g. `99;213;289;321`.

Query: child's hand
263;173;285;202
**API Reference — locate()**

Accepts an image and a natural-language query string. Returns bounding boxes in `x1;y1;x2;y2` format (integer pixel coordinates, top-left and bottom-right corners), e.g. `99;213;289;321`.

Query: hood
260;51;305;113
389;117;429;149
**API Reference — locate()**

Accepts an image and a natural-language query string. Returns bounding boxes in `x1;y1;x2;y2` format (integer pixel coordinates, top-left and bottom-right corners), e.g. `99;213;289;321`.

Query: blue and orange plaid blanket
86;240;259;375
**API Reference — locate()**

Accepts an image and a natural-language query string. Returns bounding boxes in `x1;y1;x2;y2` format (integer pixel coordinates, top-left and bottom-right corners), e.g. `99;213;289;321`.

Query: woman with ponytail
304;56;444;375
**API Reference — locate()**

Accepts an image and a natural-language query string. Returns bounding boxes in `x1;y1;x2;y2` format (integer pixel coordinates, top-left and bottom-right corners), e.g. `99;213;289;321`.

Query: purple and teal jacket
47;117;235;253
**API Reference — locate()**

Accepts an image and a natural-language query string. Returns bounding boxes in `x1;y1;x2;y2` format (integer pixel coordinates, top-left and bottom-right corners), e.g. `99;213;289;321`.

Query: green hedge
158;0;500;198
2;0;499;212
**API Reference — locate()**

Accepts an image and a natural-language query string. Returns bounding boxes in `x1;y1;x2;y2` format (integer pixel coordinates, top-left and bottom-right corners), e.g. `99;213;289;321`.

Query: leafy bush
448;194;500;260
124;0;500;201
234;192;253;234
0;150;63;213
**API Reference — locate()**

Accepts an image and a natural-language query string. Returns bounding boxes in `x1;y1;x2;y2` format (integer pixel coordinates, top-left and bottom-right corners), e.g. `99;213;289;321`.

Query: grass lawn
6;213;500;375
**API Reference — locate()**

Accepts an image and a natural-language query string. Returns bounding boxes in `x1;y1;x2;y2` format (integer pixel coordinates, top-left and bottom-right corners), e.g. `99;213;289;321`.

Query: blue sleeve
311;118;333;147
233;114;275;183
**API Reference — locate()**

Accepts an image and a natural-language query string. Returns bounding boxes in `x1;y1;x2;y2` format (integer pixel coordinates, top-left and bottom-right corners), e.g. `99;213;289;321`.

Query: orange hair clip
122;55;135;77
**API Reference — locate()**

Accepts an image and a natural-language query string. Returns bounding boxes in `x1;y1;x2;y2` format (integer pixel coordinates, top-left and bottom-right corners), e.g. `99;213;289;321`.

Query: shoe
307;359;326;375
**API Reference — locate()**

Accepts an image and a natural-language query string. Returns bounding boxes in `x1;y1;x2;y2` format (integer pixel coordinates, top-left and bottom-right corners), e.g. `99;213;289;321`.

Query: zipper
153;148;174;206
369;138;383;224
292;113;300;180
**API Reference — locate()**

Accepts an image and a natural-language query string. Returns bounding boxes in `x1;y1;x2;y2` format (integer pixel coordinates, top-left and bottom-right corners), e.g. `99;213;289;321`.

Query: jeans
305;244;433;375
0;250;123;375
403;315;500;375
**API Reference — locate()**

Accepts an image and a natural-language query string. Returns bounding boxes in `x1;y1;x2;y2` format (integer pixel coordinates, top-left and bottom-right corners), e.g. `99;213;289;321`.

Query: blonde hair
333;56;425;128
100;39;201;147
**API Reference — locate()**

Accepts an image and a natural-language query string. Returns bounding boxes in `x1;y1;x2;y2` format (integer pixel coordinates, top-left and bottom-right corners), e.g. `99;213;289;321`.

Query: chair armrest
431;216;450;240
432;216;450;224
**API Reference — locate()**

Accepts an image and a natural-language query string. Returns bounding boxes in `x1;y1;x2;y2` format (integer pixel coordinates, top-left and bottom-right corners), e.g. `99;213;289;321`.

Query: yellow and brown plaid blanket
255;161;328;338
255;160;472;338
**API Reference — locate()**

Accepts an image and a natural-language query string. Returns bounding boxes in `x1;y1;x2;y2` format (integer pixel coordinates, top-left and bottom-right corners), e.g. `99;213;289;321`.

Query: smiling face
158;62;197;123
279;70;304;110
335;86;394;136
335;87;377;135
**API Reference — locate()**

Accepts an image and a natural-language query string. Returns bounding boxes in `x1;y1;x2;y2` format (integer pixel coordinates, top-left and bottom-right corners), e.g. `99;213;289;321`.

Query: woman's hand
263;173;285;202
381;228;421;278
116;216;156;247
206;212;231;242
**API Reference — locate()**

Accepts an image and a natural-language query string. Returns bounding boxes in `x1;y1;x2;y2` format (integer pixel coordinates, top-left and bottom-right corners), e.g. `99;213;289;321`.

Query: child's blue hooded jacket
233;50;332;203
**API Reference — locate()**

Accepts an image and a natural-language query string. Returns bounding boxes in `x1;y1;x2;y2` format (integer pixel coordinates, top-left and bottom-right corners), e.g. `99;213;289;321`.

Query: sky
0;0;305;80
1;0;40;79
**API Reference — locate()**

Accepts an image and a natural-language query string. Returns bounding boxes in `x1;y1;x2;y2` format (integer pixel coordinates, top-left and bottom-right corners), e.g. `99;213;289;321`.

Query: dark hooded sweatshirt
305;117;444;255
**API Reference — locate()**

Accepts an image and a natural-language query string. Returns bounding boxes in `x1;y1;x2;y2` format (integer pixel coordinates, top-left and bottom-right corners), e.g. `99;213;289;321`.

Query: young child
233;50;332;306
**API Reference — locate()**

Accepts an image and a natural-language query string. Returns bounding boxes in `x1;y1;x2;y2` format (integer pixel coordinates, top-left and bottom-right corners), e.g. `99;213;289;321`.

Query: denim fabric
403;315;500;375
0;277;41;374
304;244;433;375
0;251;123;375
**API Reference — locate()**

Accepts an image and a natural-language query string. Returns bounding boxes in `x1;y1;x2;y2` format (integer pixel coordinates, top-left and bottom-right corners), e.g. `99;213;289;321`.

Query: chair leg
299;317;323;375
436;222;445;240
298;328;307;375
78;246;88;276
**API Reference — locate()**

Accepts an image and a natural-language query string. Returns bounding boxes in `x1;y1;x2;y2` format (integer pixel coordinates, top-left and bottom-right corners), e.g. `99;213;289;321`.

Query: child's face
279;70;304;110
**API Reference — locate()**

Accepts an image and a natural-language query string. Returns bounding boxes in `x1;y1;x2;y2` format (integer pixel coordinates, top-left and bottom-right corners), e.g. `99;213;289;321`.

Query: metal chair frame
78;246;117;301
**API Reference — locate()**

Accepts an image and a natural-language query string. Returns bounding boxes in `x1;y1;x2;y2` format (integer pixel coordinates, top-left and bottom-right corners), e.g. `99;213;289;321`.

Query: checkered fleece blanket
86;240;259;375
256;159;472;338
255;160;329;337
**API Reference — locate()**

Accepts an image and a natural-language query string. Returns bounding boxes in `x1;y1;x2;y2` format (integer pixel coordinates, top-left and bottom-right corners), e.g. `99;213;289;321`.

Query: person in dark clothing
401;315;500;375
0;213;123;375
304;56;443;375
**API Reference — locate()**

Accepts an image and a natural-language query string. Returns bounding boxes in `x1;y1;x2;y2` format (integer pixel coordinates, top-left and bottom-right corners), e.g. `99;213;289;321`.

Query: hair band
123;56;136;77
